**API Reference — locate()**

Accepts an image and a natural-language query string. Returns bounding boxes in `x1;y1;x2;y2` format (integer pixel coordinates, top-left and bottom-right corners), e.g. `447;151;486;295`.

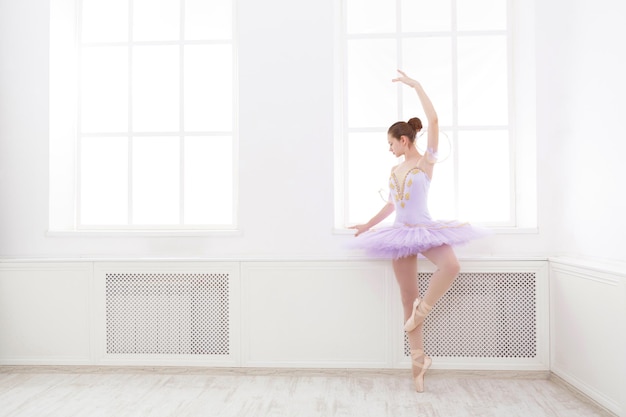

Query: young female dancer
350;70;488;392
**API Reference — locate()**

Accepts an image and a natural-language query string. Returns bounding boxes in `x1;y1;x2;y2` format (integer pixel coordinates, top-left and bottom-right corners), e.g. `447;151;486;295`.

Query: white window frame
49;0;239;233
334;0;537;232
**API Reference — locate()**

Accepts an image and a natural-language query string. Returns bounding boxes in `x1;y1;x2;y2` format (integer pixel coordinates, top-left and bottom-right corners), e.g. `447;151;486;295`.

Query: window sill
46;229;243;238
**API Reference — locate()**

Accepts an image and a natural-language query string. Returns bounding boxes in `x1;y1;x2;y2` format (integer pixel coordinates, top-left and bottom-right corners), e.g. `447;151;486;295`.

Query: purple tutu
349;220;490;259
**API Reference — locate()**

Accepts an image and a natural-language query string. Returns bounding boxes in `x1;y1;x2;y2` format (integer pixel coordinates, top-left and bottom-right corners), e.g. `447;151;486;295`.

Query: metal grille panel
106;273;229;355
404;272;537;358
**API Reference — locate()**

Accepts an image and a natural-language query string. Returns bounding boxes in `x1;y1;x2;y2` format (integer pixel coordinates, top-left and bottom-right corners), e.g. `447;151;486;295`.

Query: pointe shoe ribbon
404;298;432;332
410;349;432;393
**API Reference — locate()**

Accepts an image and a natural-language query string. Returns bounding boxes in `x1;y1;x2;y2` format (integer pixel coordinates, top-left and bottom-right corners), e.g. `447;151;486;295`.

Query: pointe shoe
404;298;432;332
410;349;432;393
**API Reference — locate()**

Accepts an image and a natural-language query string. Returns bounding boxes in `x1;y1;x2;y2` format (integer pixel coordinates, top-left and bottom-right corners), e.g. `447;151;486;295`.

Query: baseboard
0;364;550;379
550;372;620;417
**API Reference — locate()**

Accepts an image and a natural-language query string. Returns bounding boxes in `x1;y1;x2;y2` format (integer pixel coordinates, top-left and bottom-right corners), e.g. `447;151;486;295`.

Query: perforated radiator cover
106;273;230;355
404;272;537;358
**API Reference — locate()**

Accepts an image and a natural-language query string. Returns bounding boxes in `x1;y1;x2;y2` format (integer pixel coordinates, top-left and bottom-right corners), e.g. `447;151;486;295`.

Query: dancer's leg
397;246;459;391
420;244;460;308
404;244;460;332
392;255;423;350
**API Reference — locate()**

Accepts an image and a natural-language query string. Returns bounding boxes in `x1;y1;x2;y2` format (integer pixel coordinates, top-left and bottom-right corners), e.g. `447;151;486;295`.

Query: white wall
1;0;625;262
536;0;626;263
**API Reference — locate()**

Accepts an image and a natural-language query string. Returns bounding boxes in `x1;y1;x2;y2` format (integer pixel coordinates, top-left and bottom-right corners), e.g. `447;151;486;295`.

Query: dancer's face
388;134;404;157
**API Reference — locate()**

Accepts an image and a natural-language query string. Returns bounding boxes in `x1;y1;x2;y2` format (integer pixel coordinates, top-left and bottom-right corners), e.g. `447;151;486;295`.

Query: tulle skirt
349;220;490;259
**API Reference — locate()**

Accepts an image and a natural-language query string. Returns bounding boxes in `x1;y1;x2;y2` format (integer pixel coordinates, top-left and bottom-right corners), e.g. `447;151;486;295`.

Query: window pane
184;136;233;224
347;39;397;128
401;0;450;32
346;0;396;34
81;47;128;133
133;45;180;132
80;137;128;225
457;130;510;222
133;0;180;42
81;0;128;43
402;38;452;127
132;137;180;224
347;132;400;224
185;0;232;40
457;36;508;126
457;0;507;31
184;45;232;131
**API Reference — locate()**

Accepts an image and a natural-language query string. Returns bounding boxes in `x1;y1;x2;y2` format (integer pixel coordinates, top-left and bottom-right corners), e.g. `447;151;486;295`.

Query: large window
337;0;529;228
50;0;236;230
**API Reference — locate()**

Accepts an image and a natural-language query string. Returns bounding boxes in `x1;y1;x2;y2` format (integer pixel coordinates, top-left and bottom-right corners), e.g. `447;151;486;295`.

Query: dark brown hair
388;117;422;143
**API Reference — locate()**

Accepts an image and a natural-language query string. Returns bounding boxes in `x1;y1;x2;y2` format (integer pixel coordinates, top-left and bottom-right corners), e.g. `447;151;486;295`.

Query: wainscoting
549;257;626;416
1;257;624;415
0;258;548;370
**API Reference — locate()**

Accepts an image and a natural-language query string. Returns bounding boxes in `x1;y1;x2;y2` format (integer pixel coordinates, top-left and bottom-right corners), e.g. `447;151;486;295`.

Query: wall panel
241;261;392;368
550;257;626;416
0;262;92;364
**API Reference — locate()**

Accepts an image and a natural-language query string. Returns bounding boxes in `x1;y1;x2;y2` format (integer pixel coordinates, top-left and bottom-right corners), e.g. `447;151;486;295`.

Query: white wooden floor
0;367;614;417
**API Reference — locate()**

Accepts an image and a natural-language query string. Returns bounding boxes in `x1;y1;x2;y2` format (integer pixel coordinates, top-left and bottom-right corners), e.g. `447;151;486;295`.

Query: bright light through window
75;0;235;229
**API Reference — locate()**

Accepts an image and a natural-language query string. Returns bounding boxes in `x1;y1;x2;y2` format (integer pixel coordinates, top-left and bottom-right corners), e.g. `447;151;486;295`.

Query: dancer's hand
392;69;420;88
349;224;371;237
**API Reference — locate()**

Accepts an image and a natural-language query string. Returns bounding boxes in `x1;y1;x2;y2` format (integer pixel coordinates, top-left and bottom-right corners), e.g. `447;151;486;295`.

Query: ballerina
350;70;489;392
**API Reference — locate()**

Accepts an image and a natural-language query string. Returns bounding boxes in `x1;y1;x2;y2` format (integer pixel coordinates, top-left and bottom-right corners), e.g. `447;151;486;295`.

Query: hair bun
407;117;423;132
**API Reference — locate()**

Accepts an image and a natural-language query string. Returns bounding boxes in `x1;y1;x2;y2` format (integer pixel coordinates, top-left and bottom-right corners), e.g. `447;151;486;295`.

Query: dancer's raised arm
392;70;439;155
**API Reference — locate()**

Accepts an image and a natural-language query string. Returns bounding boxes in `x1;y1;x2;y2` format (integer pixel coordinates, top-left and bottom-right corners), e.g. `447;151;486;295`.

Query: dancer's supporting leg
393;255;422;348
396;246;460;391
392;255;431;392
